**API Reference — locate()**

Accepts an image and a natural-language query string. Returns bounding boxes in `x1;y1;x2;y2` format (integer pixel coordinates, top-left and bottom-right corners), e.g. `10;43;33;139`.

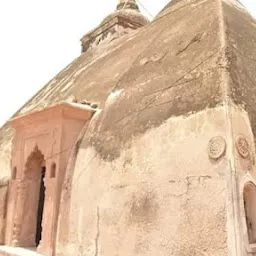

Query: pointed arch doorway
12;146;47;248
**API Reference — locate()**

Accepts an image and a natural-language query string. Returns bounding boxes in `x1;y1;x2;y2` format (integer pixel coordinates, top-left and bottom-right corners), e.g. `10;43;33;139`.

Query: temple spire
116;0;139;11
80;0;148;53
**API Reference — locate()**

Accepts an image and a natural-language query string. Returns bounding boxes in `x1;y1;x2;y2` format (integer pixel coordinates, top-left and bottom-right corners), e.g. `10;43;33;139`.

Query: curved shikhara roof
0;0;256;170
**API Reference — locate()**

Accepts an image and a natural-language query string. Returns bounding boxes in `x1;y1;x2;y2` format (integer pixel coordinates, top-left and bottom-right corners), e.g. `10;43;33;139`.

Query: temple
0;0;256;255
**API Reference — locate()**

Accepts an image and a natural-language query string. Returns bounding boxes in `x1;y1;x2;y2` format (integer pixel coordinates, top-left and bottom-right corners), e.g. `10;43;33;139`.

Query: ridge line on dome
218;0;243;254
154;0;204;23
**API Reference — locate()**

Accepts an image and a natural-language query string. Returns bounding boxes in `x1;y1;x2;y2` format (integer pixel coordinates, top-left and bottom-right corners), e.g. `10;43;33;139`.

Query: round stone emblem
236;135;250;158
208;136;226;160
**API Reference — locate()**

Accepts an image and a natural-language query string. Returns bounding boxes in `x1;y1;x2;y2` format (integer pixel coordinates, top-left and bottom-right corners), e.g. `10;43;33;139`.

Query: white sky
0;0;255;127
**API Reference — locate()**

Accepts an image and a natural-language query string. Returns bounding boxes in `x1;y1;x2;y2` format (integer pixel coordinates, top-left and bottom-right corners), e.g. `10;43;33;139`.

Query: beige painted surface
227;105;256;256
57;106;230;256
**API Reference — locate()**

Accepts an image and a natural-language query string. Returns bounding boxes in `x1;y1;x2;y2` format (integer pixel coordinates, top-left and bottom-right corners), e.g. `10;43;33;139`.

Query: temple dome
1;0;256;255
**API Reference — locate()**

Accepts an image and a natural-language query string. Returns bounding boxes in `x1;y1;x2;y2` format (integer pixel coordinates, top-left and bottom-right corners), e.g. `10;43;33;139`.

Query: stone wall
56;106;229;256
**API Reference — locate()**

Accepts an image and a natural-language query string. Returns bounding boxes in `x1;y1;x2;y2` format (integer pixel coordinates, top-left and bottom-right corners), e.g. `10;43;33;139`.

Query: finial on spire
116;0;139;11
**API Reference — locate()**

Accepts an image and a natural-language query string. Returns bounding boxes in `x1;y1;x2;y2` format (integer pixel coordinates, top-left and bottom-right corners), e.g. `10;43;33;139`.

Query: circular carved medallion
208;136;226;160
236;135;250;158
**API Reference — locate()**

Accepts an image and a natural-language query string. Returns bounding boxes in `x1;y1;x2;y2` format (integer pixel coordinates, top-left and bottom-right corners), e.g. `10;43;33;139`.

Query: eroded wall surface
57;106;229;256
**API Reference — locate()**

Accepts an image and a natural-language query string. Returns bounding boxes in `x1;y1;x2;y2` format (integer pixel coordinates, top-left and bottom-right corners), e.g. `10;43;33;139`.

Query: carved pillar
12;179;27;246
38;177;55;255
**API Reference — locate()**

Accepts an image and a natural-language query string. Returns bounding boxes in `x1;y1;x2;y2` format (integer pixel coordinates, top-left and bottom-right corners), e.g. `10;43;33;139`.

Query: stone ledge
0;246;42;256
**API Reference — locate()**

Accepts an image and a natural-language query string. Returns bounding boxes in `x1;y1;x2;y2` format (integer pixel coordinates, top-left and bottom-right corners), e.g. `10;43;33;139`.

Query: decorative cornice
9;102;96;129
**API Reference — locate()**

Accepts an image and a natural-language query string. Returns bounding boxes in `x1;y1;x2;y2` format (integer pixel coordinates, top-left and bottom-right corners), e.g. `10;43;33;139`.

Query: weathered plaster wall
226;105;256;256
57;106;229;256
218;2;256;254
0;0;255;255
0;0;224;177
222;0;256;143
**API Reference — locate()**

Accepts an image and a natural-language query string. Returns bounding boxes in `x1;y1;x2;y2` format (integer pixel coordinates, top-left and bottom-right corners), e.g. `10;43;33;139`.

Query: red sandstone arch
12;145;46;248
7;102;95;255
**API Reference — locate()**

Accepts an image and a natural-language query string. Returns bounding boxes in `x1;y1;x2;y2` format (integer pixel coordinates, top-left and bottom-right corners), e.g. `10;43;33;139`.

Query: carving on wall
12;179;27;245
208;136;226;160
236;135;250;158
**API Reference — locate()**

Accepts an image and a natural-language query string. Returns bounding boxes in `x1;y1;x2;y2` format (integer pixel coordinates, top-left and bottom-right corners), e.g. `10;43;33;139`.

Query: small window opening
50;163;56;178
12;167;17;180
244;183;256;244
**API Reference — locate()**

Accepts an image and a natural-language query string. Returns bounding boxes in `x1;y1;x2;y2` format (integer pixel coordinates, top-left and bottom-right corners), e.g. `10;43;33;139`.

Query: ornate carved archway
12;146;45;247
6;103;95;256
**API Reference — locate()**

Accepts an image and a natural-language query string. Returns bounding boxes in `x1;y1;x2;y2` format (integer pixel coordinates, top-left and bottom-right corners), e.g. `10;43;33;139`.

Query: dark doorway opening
244;183;256;244
35;166;46;246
